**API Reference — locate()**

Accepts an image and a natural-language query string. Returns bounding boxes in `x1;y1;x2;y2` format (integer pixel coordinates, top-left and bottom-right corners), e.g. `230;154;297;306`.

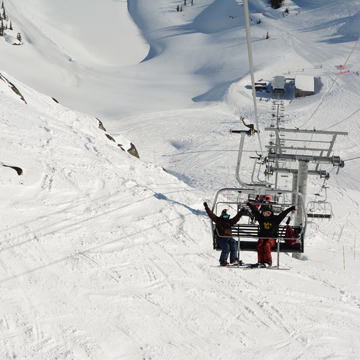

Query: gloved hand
203;202;208;209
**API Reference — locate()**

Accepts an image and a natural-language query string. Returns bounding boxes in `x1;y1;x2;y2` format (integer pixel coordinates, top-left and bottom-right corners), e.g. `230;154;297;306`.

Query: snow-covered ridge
0;70;152;194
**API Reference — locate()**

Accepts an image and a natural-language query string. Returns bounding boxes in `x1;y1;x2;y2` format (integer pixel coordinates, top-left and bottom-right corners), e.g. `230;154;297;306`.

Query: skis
211;262;249;268
211;263;290;270
242;264;290;270
247;263;271;269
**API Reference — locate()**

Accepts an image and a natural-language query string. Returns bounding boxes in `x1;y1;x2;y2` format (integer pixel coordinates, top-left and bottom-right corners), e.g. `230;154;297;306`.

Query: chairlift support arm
267;153;345;166
230;130;269;188
265;166;328;178
264;128;348;167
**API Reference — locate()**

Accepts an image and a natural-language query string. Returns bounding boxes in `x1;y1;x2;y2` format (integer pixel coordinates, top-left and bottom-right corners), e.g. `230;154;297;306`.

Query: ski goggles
262;211;271;217
222;214;230;219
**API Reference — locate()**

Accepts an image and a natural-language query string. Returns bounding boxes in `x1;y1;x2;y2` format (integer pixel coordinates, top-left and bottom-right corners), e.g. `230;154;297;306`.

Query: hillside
1;0;360;359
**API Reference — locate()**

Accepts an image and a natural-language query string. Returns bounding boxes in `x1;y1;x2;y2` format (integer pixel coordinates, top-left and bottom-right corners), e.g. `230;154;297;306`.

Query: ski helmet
261;205;273;217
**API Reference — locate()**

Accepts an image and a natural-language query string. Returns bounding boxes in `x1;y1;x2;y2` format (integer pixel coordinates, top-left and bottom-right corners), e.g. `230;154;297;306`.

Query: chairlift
209;188;307;268
306;186;333;219
209;0;344;268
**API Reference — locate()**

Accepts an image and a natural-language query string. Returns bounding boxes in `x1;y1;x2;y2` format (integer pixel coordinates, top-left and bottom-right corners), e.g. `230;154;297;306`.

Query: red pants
257;238;276;264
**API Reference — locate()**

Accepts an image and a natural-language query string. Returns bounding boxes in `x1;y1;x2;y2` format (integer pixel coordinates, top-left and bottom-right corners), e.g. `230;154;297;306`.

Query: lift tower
264;127;348;227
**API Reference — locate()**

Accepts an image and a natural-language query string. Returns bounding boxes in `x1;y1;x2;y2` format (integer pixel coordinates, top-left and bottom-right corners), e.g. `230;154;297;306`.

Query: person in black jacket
204;202;245;266
245;200;298;267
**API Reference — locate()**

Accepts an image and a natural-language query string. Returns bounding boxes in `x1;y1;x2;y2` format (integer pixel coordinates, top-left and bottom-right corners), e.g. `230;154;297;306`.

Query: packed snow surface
1;0;360;359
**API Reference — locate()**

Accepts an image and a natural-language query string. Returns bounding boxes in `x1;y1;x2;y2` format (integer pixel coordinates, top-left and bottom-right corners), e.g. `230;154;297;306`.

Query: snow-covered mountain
1;0;360;359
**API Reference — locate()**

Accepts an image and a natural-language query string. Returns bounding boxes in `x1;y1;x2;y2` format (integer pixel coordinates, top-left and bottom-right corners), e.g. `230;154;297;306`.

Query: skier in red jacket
245;200;298;267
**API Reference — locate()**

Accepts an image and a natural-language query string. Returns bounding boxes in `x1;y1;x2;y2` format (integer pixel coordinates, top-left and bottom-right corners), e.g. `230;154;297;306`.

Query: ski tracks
205;254;360;359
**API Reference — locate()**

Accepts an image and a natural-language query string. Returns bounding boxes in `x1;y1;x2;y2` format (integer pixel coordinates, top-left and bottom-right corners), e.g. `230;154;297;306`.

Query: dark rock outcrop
3;165;23;176
96;118;106;131
0;73;27;104
127;143;140;159
105;134;116;142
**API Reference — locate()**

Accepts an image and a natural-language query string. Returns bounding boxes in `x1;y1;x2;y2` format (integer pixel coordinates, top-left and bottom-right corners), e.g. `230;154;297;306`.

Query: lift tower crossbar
264;127;348;230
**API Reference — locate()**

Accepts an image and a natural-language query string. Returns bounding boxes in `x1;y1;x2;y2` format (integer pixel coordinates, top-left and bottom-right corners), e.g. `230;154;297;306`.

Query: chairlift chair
209;187;307;269
306;186;333;219
307;201;332;219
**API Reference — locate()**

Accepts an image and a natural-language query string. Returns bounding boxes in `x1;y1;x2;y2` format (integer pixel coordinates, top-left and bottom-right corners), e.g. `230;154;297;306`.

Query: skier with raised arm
204;202;245;266
245;200;298;267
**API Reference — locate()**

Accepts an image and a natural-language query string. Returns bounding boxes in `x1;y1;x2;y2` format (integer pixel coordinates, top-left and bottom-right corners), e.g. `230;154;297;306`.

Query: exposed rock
118;144;125;151
3;165;23;176
96;118;106;132
0;73;27;104
105;134;115;142
52;97;59;103
127;143;140;159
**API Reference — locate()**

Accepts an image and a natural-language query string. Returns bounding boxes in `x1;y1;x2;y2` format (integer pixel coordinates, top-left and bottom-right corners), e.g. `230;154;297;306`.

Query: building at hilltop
295;75;314;98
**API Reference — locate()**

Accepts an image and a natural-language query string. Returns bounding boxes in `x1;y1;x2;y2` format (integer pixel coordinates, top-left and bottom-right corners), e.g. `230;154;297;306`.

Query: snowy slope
1;0;360;359
0;73;210;359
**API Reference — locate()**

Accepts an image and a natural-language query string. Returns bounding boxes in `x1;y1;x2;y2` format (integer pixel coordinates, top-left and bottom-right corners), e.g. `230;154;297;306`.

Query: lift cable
343;155;360;162
243;0;265;159
321;106;360;130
